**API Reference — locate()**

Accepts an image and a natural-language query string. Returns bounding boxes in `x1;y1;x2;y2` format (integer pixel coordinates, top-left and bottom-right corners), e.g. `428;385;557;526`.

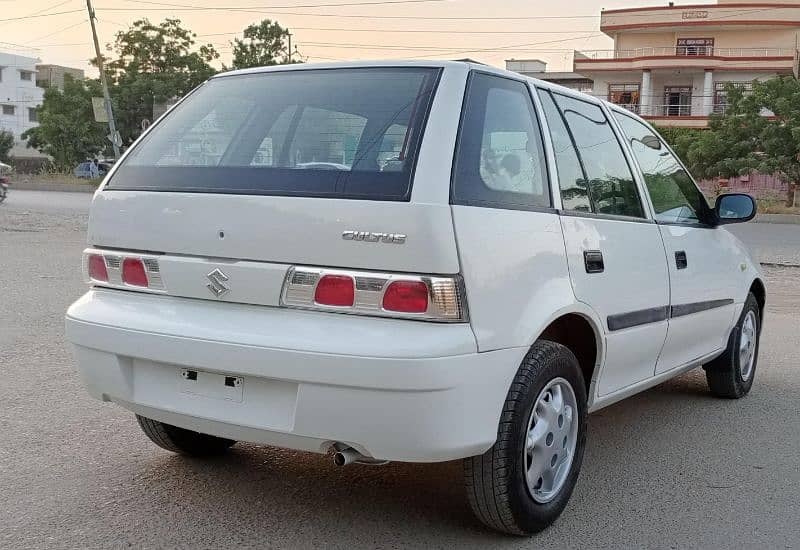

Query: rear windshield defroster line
106;67;442;201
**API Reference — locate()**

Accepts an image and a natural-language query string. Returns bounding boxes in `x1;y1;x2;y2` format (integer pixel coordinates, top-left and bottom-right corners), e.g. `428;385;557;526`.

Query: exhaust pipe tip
333;448;359;466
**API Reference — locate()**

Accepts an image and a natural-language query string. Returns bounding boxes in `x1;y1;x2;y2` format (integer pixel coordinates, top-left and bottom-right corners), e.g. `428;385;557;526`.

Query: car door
450;71;573;353
612;111;737;373
537;88;671;397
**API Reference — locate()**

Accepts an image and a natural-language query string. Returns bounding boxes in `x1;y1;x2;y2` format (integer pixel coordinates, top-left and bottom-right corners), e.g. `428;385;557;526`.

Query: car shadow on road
113;370;765;546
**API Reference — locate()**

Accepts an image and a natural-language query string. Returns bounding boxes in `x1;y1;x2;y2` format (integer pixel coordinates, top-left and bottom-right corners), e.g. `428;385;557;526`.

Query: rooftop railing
575;47;796;60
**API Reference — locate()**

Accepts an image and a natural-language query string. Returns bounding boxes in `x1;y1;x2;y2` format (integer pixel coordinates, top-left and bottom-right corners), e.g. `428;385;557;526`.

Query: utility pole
86;0;120;160
287;31;292;64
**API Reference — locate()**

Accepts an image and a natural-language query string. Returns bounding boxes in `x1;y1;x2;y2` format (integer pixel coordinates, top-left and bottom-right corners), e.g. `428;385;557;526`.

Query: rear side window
452;72;550;210
107;68;441;200
538;89;644;219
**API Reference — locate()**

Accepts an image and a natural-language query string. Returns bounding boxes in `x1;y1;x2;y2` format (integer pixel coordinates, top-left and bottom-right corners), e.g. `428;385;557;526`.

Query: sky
0;0;705;74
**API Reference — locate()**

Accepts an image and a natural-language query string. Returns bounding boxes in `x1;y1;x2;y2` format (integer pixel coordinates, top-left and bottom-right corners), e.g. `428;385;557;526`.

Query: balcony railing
575;47;796;60
613;103;693;117
650;104;693;117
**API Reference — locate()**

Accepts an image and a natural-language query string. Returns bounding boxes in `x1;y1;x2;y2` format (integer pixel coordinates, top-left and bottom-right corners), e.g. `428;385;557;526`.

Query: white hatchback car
66;61;764;535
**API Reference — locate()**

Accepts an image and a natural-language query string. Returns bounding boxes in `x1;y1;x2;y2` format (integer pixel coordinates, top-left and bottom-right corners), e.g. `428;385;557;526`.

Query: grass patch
13;173;99;186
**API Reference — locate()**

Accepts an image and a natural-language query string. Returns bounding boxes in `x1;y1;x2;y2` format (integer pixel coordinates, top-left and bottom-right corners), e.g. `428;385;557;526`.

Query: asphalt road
1;191;799;549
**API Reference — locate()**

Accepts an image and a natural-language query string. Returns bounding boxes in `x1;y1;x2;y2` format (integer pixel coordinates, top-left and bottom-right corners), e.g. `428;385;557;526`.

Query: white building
0;52;45;159
571;0;800;128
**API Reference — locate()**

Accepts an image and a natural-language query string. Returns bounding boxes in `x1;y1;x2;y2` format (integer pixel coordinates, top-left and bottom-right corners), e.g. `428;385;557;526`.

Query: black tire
464;340;588;535
136;415;236;456
703;292;761;399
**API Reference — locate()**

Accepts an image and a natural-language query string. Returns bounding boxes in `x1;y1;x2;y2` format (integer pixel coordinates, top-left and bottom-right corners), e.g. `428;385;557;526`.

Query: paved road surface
1;191;798;548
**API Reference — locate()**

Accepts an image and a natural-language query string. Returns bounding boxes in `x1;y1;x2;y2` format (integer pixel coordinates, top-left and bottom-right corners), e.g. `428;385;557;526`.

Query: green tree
102;18;219;144
0;130;14;164
22;77;106;172
683;77;800;202
656;127;702;164
230;19;299;69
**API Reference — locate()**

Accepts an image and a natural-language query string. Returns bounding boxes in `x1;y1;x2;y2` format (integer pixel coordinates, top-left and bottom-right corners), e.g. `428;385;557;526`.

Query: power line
200;27;596;36
0;9;84;24
26;19;87;45
107;0;448;10
105;2;800;21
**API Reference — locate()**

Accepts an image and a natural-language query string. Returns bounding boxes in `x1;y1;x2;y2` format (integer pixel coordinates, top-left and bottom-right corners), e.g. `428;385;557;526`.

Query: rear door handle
584;250;604;274
675;250;688;270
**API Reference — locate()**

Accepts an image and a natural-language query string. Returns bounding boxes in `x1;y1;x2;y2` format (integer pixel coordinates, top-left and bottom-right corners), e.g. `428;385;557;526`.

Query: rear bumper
66;290;524;462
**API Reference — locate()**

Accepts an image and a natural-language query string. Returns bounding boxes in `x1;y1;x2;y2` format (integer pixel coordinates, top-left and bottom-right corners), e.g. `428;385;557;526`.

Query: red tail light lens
87;254;108;282
383;280;429;313
314;275;355;306
122;258;148;287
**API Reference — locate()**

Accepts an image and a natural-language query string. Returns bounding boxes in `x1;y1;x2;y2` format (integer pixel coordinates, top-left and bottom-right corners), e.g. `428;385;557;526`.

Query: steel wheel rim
739;310;757;382
523;377;579;504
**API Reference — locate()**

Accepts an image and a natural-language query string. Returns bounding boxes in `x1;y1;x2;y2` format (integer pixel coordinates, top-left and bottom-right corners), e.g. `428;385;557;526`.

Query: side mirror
715;193;756;225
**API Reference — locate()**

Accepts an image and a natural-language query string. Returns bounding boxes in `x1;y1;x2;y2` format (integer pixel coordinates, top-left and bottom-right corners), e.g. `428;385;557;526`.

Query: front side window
20;70;32;81
539;90;644;219
452;72;550;209
2;105;14;116
613;112;712;225
108;68;441;200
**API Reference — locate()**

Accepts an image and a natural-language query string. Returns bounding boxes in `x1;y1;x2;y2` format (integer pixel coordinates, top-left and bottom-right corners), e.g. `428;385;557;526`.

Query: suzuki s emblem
206;268;230;298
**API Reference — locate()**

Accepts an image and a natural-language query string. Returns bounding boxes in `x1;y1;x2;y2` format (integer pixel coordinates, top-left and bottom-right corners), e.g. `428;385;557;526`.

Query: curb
754;213;800;225
11;181;98;193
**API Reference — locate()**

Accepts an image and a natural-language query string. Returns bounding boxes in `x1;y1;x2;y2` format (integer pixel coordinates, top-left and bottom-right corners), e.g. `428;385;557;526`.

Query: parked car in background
74;160;114;179
65;61;765;536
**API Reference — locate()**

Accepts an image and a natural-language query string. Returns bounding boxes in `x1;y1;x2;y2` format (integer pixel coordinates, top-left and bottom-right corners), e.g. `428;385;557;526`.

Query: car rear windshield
106;67;441;200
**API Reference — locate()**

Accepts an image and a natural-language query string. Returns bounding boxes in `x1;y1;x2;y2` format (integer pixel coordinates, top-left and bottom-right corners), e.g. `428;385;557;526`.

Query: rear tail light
282;267;467;322
122;258;148;287
87;254;109;282
314;275;355;307
383;280;428;313
83;249;164;292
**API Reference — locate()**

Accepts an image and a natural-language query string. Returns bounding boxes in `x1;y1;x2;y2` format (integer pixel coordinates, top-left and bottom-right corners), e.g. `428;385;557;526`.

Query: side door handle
584;250;605;274
675;250;688;270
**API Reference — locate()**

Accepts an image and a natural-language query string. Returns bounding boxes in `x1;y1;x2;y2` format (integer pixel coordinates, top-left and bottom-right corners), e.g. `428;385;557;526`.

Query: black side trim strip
671;299;734;318
607;306;669;331
607;298;735;332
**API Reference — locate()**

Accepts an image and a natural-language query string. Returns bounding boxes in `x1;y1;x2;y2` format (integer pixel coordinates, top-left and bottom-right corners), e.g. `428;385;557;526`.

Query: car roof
212;59;614;111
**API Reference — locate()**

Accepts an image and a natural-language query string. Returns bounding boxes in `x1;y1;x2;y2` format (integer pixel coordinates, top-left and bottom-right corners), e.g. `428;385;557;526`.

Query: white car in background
66;61;764;535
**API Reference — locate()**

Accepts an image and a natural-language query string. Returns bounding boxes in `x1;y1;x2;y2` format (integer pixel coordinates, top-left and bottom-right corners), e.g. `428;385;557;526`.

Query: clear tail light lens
282;267;467;322
87;254;109;282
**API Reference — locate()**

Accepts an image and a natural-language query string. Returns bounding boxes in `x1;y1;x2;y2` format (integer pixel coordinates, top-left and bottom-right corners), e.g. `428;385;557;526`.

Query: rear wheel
704;292;761;399
464;340;587;535
136;415;236;456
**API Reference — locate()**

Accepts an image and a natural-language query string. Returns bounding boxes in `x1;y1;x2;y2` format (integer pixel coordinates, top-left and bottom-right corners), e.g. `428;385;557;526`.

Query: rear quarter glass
106;67;442;201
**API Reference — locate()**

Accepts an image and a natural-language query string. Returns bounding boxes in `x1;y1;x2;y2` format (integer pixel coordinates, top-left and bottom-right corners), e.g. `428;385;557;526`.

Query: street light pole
86;0;120;160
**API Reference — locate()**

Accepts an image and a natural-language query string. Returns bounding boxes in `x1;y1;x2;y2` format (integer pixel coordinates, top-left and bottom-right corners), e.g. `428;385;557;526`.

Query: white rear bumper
66;290;525;462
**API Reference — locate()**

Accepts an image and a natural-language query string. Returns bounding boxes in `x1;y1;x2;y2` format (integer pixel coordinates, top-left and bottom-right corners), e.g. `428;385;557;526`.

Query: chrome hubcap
739;310;758;382
524;377;578;503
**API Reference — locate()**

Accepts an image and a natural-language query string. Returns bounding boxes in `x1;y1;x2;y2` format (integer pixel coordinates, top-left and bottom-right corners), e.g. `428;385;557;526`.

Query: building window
608;83;641;114
20;70;33;81
28;107;38;122
714;82;753;114
676;38;714;56
663;87;692;116
2;105;15;116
